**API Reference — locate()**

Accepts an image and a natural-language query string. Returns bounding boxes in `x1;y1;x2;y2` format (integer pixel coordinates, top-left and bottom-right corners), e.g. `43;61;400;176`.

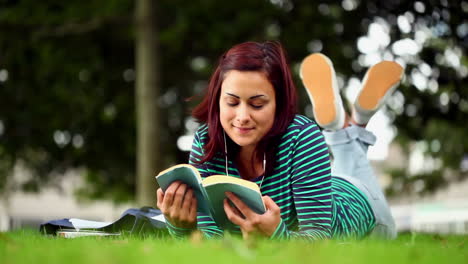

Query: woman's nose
236;104;250;124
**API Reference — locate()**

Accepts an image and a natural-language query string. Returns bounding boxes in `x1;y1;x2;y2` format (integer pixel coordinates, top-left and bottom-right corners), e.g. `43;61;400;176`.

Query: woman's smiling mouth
234;126;254;134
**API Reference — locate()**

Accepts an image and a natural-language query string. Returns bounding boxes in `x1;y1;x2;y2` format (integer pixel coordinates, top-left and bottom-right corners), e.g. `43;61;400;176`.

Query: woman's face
219;70;276;151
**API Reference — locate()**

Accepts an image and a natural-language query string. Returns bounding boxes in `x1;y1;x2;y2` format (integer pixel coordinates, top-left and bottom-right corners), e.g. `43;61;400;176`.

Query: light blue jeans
323;125;397;239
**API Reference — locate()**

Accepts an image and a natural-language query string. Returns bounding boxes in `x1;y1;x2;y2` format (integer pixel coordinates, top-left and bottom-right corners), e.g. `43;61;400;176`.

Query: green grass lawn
1;229;467;264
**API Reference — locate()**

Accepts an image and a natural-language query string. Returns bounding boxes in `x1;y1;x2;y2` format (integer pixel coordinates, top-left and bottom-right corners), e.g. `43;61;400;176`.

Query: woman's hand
223;192;281;239
156;181;197;229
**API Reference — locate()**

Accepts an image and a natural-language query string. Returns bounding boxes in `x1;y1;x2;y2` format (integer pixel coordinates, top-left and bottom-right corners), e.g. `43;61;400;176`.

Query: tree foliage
0;0;466;201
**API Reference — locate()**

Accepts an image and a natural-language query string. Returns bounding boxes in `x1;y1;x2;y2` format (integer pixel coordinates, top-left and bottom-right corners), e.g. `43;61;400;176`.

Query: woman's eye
226;102;238;106
251;104;263;109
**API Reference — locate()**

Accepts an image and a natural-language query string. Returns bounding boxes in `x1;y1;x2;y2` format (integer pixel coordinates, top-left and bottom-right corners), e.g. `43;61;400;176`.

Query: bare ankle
343;115;351;128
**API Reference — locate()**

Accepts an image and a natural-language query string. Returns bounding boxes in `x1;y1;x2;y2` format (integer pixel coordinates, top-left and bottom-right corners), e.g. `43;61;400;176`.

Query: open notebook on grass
40;207;167;238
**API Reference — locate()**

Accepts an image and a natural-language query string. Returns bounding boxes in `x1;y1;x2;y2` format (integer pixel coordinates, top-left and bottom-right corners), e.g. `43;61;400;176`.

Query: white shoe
300;53;345;130
353;61;404;125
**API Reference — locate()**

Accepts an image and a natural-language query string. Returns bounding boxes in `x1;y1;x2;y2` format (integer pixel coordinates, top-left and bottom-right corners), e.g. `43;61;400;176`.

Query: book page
150;213;166;223
57;230;120;238
69;218;112;229
202;175;260;191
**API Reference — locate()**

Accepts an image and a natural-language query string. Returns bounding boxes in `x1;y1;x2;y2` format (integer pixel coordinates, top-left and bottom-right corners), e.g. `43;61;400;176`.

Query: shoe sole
357;61;403;110
300;53;338;127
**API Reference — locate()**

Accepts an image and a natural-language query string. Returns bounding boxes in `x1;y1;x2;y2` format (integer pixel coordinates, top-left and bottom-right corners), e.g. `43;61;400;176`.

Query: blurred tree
0;0;466;203
135;0;160;206
0;0;136;202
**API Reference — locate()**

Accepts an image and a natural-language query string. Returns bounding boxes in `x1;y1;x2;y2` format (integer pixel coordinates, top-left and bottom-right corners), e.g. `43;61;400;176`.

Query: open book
40;207;167;238
56;229;121;238
155;164;266;228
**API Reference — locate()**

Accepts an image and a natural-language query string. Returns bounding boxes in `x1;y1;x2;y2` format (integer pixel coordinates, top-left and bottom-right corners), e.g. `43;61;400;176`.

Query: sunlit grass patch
1;230;467;264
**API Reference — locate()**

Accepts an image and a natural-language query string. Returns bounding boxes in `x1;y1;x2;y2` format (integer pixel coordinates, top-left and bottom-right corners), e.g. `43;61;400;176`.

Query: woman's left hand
224;192;281;240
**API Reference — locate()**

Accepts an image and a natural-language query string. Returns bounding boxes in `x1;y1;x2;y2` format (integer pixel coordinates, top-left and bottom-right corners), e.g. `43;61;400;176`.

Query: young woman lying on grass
156;41;403;240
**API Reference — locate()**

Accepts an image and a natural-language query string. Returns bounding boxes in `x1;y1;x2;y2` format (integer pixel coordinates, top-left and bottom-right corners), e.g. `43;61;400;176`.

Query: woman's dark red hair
191;41;298;175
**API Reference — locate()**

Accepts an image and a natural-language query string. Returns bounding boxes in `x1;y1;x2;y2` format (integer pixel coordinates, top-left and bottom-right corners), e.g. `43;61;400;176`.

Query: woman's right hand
156;181;198;229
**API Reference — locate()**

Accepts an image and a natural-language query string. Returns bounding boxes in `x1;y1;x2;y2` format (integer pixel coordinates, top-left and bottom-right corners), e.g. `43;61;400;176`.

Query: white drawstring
223;130;229;176
259;152;266;189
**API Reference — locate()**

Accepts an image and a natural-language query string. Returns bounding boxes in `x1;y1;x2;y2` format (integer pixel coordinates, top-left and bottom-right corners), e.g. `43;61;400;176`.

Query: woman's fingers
262;195;281;214
181;188;193;211
156;188;164;209
224;193;282;238
181;188;195;221
156;182;197;229
260;195;282;236
224;198;246;226
162;181;182;209
171;183;188;213
225;192;255;219
188;191;198;221
229;200;244;218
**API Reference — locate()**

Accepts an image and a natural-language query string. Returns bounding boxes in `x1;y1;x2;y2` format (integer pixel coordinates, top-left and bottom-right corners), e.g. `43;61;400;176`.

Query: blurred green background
0;0;466;209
